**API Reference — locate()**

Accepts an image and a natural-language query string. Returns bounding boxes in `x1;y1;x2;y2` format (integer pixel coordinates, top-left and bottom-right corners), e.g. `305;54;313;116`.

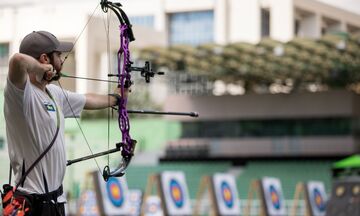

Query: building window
181;118;352;138
169;11;214;46
261;9;270;37
0;43;9;66
294;19;300;35
129;15;155;28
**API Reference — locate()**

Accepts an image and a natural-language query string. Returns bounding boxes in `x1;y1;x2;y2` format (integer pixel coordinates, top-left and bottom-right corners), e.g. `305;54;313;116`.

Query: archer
1;30;127;216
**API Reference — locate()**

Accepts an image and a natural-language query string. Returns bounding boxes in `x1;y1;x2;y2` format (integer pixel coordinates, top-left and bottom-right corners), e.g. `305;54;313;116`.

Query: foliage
137;33;360;94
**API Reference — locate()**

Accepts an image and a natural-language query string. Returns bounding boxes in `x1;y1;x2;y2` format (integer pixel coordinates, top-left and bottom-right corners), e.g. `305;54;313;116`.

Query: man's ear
38;53;49;64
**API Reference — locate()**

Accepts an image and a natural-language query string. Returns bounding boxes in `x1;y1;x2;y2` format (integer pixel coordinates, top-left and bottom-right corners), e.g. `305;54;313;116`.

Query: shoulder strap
8;165;12;185
15;88;61;188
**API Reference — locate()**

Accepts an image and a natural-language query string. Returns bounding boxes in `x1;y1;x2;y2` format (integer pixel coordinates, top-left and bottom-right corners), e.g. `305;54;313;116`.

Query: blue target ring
269;185;281;210
169;179;184;208
313;188;326;212
221;181;234;208
106;177;124;207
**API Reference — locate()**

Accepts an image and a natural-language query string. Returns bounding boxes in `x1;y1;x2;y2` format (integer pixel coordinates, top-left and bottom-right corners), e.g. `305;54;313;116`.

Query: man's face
50;51;63;72
48;51;63;81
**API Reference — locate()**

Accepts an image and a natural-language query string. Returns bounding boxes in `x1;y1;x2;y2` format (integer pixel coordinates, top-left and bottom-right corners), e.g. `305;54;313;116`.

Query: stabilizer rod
127;109;199;117
66;143;122;166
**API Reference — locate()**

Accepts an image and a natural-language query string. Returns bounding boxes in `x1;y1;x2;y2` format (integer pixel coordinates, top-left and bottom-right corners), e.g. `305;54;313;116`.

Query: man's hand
8;53;57;89
43;65;57;81
115;86;130;98
109;87;131;106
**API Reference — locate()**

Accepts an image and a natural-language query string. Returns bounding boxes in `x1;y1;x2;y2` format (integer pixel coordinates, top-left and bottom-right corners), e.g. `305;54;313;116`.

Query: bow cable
58;2;116;179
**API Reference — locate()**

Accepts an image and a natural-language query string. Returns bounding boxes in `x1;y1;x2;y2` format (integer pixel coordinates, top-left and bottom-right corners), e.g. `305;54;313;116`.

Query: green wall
237;160;334;199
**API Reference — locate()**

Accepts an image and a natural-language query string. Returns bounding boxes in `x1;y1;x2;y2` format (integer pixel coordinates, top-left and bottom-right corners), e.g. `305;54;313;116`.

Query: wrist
108;93;121;106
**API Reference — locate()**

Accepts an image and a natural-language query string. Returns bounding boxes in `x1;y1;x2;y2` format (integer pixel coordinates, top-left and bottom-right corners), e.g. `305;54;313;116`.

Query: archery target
78;190;100;216
212;173;241;215
128;189;143;216
160;171;192;215
325;178;360;216
96;172;131;215
261;177;286;216
306;181;327;216
144;196;164;216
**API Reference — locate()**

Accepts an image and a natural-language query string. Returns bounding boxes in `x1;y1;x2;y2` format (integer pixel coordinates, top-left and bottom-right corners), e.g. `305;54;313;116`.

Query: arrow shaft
61;74;118;83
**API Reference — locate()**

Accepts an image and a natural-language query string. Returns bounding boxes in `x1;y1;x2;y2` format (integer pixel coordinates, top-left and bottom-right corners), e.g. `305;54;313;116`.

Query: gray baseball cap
19;31;73;58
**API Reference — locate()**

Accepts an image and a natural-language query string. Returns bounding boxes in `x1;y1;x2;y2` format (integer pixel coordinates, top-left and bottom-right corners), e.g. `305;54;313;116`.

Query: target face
313;188;326;211
213;173;241;215
221;181;234;208
307;181;327;216
169;179;184;208
269;185;281;209
161;171;192;215
261;177;286;216
145;196;163;216
95;172;130;215
106;177;124;207
78;190;99;216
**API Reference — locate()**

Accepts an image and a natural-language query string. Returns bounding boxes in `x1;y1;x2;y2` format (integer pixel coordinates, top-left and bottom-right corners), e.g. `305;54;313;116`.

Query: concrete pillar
214;0;228;45
271;0;294;42
298;13;321;38
229;0;260;44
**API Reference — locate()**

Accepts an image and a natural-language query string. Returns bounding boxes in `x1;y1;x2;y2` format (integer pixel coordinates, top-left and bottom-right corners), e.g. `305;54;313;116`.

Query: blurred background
0;0;360;215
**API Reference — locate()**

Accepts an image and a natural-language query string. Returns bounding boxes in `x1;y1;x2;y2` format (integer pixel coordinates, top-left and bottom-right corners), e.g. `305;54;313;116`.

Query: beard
51;72;61;81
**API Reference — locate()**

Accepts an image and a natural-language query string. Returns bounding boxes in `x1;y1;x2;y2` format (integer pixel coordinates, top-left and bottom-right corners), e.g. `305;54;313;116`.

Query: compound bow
62;0;198;181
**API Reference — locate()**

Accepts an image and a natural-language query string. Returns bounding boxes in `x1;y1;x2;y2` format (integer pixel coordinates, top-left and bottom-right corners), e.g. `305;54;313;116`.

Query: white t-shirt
4;78;86;202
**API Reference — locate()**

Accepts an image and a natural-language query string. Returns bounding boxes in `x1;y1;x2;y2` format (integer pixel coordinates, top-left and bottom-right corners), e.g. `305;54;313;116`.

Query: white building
0;0;359;92
0;1;359;211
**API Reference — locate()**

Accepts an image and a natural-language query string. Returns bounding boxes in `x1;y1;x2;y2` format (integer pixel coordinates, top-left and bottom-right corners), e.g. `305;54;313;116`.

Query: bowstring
104;11;112;172
57;81;102;175
102;8;124;173
58;2;106;177
62;4;100;64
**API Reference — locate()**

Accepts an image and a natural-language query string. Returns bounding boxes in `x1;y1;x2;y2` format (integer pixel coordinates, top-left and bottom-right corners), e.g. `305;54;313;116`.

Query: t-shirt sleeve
48;84;86;118
5;77;32;117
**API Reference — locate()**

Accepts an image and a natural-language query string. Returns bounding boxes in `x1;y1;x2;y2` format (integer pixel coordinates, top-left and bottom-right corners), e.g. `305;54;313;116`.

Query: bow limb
100;0;137;181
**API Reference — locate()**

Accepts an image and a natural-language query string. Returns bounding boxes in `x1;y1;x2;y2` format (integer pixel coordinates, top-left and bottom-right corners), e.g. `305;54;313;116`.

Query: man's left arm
84;94;118;110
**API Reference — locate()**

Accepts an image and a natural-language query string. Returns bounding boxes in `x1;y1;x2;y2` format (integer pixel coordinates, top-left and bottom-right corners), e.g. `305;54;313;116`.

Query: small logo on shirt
44;102;56;112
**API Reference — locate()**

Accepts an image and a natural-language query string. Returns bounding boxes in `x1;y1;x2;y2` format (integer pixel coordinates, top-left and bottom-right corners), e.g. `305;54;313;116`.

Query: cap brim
55;41;73;52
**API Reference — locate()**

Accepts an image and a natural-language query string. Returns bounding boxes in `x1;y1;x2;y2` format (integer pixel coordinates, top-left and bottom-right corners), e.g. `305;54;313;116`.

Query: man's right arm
8;53;53;90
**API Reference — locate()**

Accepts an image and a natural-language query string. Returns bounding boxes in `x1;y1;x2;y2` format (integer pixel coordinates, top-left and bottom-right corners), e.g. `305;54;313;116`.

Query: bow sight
101;0;163;84
108;61;165;83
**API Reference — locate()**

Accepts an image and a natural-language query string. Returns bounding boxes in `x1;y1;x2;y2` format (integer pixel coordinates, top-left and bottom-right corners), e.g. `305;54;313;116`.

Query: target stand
92;170;131;215
245;177;286;216
245;179;266;216
140;171;192;216
140;174;163;216
193;176;217;216
77;172;101;216
194;173;241;216
291;181;327;216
